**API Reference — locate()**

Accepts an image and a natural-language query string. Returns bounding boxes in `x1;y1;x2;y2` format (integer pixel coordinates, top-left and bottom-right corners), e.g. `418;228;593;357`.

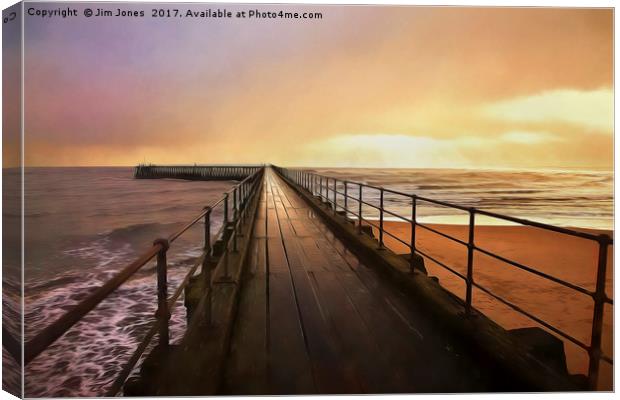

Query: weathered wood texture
222;169;496;394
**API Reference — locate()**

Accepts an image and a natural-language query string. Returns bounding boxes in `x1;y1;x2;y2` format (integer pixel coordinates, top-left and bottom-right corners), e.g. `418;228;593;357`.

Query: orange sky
9;6;614;169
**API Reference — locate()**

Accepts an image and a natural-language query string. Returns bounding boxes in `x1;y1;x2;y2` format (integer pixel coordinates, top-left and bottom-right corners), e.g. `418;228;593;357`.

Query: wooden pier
123;167;591;395
16;164;612;396
223;169;494;393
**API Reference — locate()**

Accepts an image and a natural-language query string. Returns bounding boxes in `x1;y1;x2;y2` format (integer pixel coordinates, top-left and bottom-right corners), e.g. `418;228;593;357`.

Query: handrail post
224;192;229;225
242;183;246;207
203;207;211;252
465;209;476;316
344;181;348;217
233;187;238;222
333;178;337;213
587;234;610;389
410;195;417;272
153;238;170;346
325;177;329;202
379;188;384;248
358;184;363;233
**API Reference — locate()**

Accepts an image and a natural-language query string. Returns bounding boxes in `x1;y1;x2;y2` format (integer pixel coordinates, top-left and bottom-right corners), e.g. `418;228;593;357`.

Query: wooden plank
266;208;280;238
267;272;316;394
290;218;316;238
282;236;363;393
305;269;397;393
268;172;362;393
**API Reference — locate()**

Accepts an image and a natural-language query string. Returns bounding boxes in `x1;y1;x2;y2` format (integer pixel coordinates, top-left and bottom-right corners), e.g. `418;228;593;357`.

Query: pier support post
154;238;170;347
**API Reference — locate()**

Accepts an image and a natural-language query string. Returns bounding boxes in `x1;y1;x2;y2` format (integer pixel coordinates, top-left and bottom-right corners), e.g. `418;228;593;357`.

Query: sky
8;4;614;168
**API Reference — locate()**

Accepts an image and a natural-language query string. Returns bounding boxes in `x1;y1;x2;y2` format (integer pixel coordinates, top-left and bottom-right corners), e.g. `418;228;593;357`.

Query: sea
310;167;613;230
2;166;613;397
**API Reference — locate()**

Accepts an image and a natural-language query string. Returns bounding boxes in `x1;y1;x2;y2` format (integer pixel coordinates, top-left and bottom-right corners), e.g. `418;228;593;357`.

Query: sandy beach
370;221;613;390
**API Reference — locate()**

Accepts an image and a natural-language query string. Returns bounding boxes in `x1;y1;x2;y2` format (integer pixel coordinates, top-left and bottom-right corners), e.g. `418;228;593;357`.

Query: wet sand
370;221;613;390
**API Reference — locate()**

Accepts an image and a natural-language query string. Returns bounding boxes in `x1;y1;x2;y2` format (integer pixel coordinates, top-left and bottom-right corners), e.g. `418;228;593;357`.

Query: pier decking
223;169;493;393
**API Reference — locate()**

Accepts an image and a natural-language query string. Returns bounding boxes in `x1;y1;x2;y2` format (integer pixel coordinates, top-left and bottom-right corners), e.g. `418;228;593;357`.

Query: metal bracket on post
153;238;170;346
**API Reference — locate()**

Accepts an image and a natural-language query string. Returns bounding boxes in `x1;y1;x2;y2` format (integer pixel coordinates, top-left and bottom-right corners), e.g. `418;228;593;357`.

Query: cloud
293;130;611;170
500;131;560;144
21;7;612;168
483;88;613;133
299;134;471;168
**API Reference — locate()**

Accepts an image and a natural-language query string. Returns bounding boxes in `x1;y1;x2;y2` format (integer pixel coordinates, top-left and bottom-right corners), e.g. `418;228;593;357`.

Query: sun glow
299;134;471;168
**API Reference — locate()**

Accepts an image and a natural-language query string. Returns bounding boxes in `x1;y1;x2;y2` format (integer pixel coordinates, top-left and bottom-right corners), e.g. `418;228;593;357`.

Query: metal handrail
106;167;264;396
18;167;264;394
275;166;613;390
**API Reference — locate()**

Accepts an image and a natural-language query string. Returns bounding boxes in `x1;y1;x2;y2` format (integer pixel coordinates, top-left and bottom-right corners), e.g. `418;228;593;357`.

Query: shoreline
369;221;613;390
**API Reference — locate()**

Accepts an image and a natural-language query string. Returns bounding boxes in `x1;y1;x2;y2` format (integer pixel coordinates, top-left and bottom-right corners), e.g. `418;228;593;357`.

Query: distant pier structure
12;164;613;397
134;164;263;180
